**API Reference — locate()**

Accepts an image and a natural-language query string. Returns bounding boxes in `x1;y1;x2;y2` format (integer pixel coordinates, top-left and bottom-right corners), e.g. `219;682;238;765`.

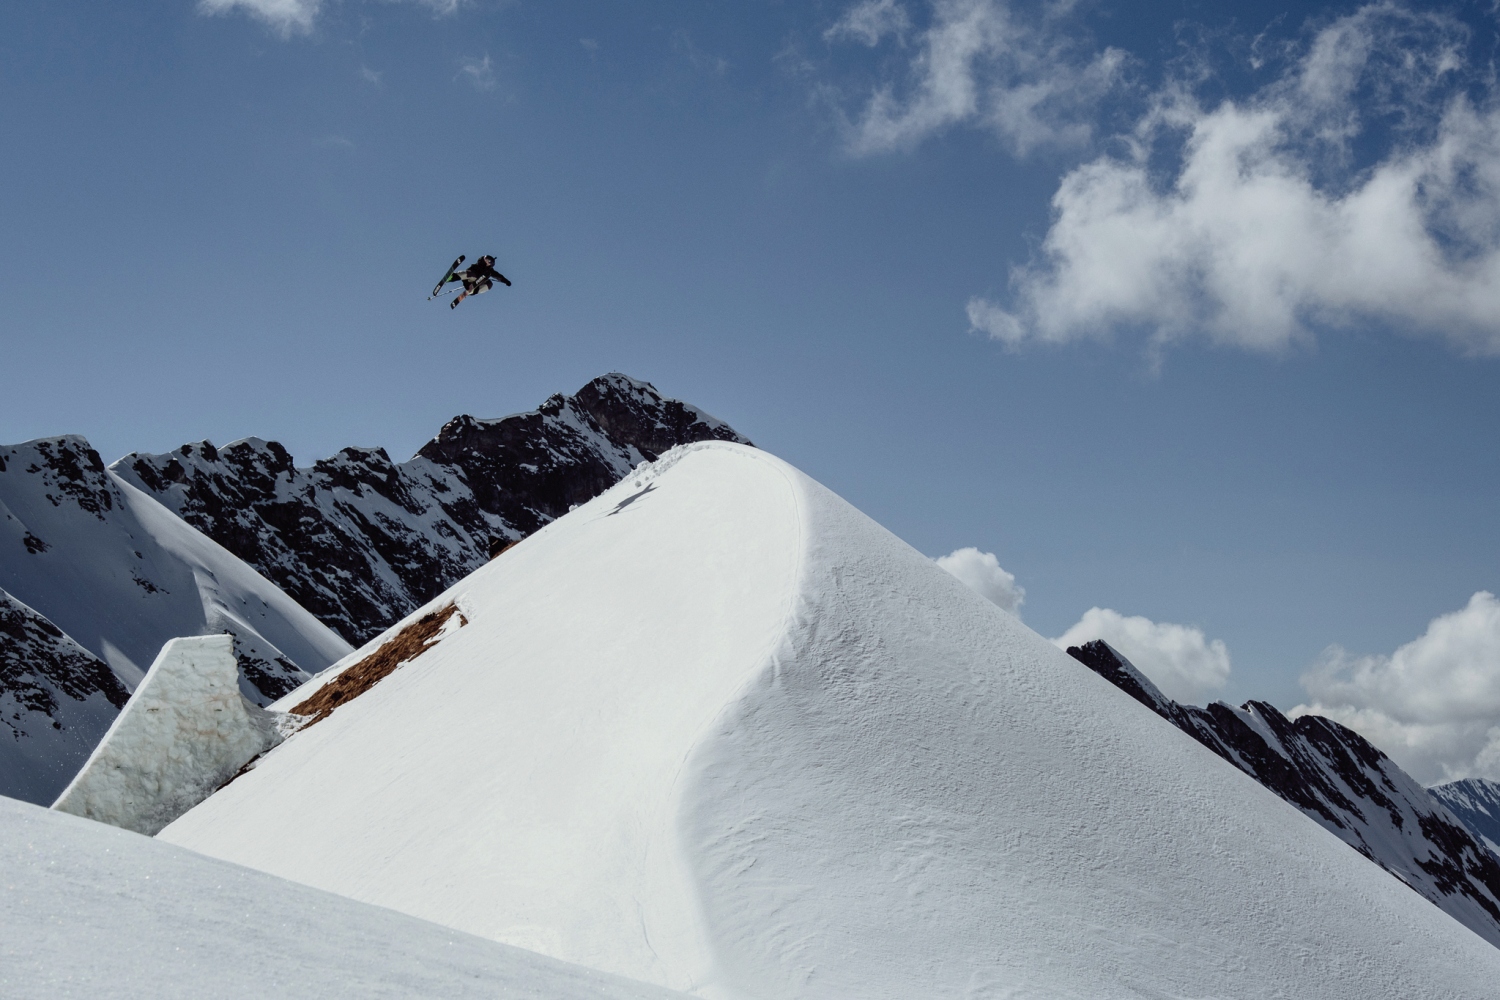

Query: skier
445;255;511;309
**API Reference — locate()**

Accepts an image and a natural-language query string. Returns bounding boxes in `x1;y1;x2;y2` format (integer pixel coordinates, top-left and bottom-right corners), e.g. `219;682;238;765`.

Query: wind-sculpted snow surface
161;444;1500;999
0;436;351;802
1432;778;1500;856
0;589;129;804
114;374;749;645
0;796;696;1000
1066;640;1500;948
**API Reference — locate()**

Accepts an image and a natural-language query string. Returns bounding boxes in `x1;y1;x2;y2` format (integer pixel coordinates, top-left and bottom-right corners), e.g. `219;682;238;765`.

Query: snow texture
0;794;696;1000
161;443;1500;999
52;635;285;835
1067;639;1500;947
1433;777;1500;856
114;373;750;646
0;588;129;804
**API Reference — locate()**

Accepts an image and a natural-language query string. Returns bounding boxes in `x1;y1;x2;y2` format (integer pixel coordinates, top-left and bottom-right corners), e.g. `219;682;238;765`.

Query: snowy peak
1432;778;1500;856
116;374;750;645
161;443;1500;999
0;434;351;803
1067;638;1500;946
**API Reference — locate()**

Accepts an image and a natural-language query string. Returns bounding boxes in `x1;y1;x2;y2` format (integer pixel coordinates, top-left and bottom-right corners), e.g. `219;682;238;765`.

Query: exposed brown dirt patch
289;603;466;727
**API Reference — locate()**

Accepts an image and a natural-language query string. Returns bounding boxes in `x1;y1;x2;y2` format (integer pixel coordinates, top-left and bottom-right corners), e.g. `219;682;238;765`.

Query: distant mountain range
1432;778;1500;856
1067;639;1500;947
113;373;750;646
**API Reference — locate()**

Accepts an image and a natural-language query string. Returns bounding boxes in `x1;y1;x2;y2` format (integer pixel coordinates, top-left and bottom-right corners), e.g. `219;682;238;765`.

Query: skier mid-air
432;254;511;309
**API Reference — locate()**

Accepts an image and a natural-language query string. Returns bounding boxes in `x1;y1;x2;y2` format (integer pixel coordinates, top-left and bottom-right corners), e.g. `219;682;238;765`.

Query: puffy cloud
828;0;1125;156
973;4;1500;356
1052;607;1231;705
1292;592;1500;785
935;547;1025;615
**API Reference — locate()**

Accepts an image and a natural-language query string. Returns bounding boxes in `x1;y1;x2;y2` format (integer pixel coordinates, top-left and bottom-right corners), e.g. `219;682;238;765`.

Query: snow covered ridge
1433;778;1500;856
0;435;351;804
161;443;1500;999
0;588;128;804
1;797;696;1000
114;373;749;646
1068;639;1500;948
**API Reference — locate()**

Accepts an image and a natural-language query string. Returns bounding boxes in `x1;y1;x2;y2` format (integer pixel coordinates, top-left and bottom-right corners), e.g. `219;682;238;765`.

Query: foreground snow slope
162;443;1500;999
0;796;693;1000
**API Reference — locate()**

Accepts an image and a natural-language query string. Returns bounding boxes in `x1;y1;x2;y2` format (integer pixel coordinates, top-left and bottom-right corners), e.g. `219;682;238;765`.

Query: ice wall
53;634;284;835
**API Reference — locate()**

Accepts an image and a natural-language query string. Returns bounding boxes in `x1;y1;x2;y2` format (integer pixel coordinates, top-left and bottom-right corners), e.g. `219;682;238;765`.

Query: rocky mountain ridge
1067;639;1500;947
114;374;750;645
1432;778;1500;856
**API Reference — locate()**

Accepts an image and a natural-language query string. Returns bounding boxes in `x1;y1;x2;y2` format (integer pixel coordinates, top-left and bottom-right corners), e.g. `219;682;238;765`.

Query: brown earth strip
289;604;466;728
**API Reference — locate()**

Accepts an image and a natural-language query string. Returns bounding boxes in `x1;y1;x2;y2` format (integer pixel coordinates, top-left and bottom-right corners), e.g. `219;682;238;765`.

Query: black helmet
480;255;495;265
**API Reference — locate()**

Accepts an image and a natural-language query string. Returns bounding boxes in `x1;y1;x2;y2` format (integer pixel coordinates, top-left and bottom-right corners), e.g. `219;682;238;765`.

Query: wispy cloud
825;0;912;47
1053;607;1232;705
458;54;496;91
935;547;1025;615
825;0;1126;157
1293;592;1500;785
970;3;1500;357
198;0;321;36
672;29;729;76
198;0;461;36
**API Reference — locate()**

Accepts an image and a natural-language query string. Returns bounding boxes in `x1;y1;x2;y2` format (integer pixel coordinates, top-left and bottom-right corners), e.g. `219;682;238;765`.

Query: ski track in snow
160;442;1500;999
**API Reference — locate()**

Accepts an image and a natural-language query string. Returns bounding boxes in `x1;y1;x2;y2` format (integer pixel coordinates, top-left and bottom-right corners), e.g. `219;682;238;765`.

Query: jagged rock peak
114;374;751;646
1067;638;1500;948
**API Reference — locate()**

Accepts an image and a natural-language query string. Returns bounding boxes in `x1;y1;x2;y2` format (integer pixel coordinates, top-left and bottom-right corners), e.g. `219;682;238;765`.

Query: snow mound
161;443;1500;999
0;795;694;1000
53;635;285;834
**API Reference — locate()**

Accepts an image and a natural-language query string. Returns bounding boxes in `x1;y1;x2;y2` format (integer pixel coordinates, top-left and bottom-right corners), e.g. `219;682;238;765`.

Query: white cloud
198;0;321;36
1053;607;1231;705
458;54;496;91
974;4;1500;356
1292;591;1500;785
828;0;1125;156
825;0;912;48
198;0;461;36
935;547;1025;615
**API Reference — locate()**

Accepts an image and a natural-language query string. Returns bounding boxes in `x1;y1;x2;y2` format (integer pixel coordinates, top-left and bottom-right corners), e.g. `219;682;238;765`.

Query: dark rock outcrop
115;374;750;645
1068;639;1500;948
1432;778;1500;856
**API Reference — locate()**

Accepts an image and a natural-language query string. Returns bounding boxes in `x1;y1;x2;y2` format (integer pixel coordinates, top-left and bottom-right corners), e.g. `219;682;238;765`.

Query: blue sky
3;0;1499;779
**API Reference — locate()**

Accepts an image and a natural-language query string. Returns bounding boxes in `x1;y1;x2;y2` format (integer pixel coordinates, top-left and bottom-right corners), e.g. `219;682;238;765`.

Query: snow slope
0;588;129;804
0;795;694;1000
161;443;1500;999
1067;639;1500;945
114;374;750;645
0;435;351;705
1433;778;1500;856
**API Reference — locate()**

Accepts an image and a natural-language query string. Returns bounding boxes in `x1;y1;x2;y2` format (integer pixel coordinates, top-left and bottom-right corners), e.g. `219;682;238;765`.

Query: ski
429;255;465;299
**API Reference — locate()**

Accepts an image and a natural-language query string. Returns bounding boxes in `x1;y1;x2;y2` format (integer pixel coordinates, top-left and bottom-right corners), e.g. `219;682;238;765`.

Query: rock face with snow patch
0;588;130;804
114;374;748;645
1432;778;1500;856
162;443;1500;1000
1067;638;1500;947
0;435;351;803
53;634;285;835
